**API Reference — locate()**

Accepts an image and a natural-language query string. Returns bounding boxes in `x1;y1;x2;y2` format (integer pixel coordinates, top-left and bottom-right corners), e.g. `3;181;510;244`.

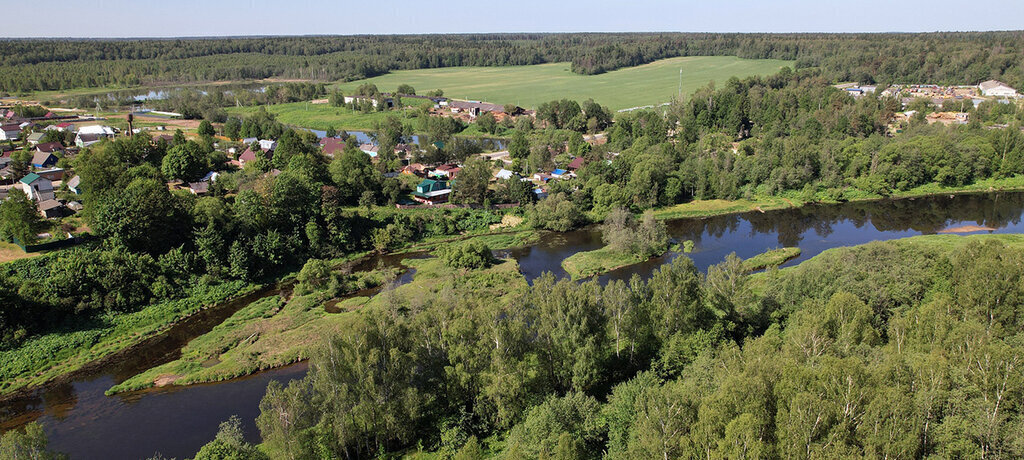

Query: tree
223;117;242;140
438;241;495;270
453;156;491;205
198;120;216;137
0;422;66;460
396;84;415;95
161;141;208;181
509;130;530;160
0;188;41;244
193;416;269;460
328;90;344;107
91;170;189;254
476;112;497;134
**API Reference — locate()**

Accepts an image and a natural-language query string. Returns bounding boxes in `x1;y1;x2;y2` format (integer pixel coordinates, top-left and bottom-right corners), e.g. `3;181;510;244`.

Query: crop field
333;56;792;111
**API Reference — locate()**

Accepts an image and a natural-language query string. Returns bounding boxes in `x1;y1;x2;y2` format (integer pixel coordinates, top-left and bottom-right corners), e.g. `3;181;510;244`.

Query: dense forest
1;32;1023;93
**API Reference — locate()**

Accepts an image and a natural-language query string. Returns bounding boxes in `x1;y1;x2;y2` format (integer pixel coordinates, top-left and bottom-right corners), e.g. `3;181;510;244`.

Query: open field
333;56;793;111
224;100;429;132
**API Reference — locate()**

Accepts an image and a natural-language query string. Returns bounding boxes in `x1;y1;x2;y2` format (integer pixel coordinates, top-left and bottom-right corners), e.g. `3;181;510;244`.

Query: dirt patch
153;374;181;387
938;224;997;234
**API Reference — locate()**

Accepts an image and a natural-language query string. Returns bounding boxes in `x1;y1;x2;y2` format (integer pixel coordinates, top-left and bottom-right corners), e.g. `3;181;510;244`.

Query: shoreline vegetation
108;256;528;394
741;247;802;272
3;181;1022;398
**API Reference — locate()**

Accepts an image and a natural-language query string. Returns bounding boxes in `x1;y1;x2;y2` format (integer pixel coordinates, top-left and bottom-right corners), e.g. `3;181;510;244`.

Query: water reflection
2;191;1024;459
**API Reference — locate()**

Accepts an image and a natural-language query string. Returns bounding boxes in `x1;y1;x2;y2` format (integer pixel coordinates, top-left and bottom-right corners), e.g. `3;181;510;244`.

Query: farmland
333;56;793;111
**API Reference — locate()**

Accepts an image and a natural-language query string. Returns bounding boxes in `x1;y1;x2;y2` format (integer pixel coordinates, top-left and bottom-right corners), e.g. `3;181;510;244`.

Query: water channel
4;191;1024;459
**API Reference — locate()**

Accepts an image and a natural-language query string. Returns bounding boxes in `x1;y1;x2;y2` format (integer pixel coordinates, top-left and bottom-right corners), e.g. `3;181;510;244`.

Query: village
0;90;612;251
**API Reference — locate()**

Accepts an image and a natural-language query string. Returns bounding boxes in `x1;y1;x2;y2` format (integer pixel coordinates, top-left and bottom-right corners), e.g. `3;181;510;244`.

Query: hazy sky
5;0;1024;37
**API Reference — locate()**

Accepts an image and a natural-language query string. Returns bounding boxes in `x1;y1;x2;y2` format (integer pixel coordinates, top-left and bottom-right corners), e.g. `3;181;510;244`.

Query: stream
4;191;1024;459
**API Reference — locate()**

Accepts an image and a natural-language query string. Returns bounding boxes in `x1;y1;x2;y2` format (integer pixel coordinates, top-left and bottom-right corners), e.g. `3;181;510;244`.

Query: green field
334;56;792;111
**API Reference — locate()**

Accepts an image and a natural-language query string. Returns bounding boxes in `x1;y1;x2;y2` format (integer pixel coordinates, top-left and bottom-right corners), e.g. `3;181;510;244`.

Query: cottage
402;163;427;176
567;157;586;170
413;179;452;205
238;146;271;166
0;124;20;141
35;168;64;182
187;182;210;195
31;151;58;168
495;169;515;180
35;142;64;155
319;137;346;157
26;132;45;145
258;139;277;152
76;133;102;148
551;168;568;178
67;175;82;194
46;122;73;132
18;173;54;201
78;125;116;137
359;143;380;158
433;164;461;179
979;80;1018;98
37;199;65;218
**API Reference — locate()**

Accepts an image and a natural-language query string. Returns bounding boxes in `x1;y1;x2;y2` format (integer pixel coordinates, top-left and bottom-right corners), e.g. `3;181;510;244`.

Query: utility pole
678;68;683;100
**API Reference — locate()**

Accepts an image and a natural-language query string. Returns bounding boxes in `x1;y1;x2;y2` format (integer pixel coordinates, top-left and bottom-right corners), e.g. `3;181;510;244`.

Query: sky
4;0;1024;38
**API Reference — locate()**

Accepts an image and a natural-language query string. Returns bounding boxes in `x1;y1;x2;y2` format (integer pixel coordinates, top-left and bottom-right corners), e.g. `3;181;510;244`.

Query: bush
437;241;495;270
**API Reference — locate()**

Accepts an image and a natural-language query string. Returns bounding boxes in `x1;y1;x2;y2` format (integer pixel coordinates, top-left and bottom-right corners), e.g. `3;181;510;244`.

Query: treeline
241;235;1024;458
2;32;1023;93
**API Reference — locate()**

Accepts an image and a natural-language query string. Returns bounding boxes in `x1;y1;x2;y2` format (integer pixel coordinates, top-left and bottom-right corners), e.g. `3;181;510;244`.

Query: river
3;191;1024;459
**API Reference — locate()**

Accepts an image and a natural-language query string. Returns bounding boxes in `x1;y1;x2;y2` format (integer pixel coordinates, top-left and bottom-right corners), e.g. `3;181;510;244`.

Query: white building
979;80;1018;98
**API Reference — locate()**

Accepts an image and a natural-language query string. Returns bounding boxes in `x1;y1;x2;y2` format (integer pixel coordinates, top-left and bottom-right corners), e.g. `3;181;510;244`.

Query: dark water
4;192;1024;459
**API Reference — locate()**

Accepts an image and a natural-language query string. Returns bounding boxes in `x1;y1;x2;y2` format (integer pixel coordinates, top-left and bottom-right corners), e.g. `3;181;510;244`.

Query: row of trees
3;32;1023;93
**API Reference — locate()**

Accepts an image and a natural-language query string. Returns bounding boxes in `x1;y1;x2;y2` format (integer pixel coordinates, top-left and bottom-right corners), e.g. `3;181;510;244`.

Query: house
46;122;73;132
26;132;45;145
449;100;520;117
495;169;515;180
533;172;552;182
0;124;20;141
433;164;461;179
258;139;276;152
359;143;379;158
31;152;58;168
35;168;65;182
67;175;81;194
238;146;270;166
37;199;64;218
18;173;54;201
187;182;210;195
319;137;346;157
551;168;568;178
78;125;116;137
567;157;585;170
413;179;452;205
402;163;427;176
979;80;1018;98
35;142;65;155
76;133;102;148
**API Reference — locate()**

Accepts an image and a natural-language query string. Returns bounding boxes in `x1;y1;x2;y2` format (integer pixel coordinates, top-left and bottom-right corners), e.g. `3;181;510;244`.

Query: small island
742;247;802;272
561;208;670;279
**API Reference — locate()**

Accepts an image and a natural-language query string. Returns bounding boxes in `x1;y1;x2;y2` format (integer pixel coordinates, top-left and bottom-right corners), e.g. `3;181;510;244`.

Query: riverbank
0;281;260;397
109;256;528;394
651;175;1024;221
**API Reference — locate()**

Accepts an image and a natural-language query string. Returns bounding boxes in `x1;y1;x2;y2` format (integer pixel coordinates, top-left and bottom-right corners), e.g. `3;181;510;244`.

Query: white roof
78;125;115;136
495;169;514;180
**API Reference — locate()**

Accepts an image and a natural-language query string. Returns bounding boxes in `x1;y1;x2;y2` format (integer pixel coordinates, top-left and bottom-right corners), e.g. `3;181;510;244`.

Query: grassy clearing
109;256;528;393
0;281;258;395
742;247;802;272
652;197;798;220
224;101;428;132
561;246;647;280
0;242;36;264
333;56;792;111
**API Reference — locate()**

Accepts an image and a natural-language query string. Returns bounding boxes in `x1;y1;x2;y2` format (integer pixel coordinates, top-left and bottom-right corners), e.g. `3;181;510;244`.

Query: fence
11;234;95;253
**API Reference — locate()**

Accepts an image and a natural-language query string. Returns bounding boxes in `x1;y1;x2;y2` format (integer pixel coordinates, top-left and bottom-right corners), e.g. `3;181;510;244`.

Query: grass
652;197;798;220
333;56;793;111
0;242;36;264
224;101;430;132
0;280;258;395
108;256;529;393
561;246;647;280
742;247;801;272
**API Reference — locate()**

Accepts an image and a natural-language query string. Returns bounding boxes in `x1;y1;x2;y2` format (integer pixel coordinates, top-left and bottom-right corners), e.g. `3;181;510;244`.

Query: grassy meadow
333;56;793;111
